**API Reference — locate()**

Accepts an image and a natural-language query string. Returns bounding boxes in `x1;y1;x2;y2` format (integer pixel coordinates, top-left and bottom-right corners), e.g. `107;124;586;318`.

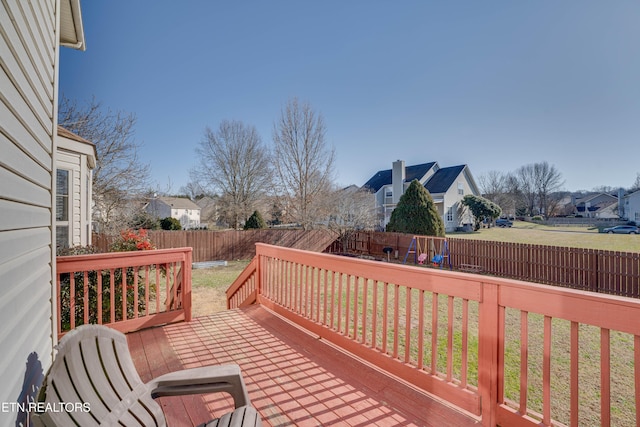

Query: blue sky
60;1;640;193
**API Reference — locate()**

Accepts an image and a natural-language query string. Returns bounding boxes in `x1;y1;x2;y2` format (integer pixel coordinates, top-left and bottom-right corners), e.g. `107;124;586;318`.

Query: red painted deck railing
228;243;640;427
56;248;192;338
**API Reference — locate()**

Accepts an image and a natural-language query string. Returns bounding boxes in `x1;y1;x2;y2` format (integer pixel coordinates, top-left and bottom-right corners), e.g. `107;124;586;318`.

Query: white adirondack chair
31;324;262;427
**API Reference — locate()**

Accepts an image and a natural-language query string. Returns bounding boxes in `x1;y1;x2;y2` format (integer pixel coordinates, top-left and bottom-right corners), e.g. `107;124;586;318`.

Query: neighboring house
363;160;479;231
146;196;201;229
572;192;618;219
622;190;640;223
56;126;97;249
0;1;85;425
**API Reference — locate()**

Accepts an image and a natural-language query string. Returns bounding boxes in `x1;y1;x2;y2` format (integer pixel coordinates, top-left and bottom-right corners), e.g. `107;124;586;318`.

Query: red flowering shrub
110;228;156;252
60;228;158;332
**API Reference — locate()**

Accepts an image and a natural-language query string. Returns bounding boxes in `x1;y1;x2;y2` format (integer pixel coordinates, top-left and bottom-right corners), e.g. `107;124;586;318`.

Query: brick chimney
392;160;405;204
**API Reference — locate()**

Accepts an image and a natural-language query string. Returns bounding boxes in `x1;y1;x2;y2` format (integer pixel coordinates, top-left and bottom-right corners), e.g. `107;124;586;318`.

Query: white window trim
56;168;72;248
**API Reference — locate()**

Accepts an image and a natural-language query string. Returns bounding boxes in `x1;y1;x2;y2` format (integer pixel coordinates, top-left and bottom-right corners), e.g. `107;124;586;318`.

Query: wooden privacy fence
56;248;192;337
340;231;640;298
92;229;336;262
93;230;640;298
228;244;640;427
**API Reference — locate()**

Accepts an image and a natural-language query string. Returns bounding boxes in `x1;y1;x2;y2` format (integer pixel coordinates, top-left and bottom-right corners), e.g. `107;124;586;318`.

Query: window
86;175;91;239
457;182;464;195
446;206;454;222
56;169;70;249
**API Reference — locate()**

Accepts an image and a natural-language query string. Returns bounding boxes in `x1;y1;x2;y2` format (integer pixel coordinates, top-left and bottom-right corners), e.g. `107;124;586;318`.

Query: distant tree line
187;97;376;234
478;161;564;218
479;162;640;219
60;95;377;237
63;95;640;238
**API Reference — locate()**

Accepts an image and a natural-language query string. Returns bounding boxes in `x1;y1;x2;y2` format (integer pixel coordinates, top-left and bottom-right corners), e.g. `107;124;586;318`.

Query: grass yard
191;260;251;317
449;220;640;252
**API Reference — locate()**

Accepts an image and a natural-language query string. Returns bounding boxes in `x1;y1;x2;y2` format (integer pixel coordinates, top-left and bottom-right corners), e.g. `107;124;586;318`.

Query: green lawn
449;220;640;252
191;260;251;316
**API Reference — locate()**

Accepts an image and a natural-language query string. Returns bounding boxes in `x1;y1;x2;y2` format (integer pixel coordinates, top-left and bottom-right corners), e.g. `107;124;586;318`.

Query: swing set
403;235;451;269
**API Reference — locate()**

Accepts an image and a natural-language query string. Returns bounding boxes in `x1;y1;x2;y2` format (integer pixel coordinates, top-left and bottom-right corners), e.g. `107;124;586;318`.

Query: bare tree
191;120;271;229
593;185;614;193
58;96;151;234
630;173;640;193
272;98;335;229
478;170;507;197
513;162;564;216
514;164;538;216
533;161;564;216
179;180;205;201
328;185;377;251
478;170;518;217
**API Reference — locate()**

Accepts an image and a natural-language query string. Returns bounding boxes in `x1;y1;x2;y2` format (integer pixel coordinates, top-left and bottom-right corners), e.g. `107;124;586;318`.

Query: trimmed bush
386;180;445;237
160;216;182;230
461;194;502;231
244;210;267;230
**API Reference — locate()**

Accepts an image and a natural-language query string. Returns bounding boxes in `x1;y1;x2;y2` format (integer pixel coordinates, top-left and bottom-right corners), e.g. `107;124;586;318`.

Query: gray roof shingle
424;165;466;194
363;162;437;192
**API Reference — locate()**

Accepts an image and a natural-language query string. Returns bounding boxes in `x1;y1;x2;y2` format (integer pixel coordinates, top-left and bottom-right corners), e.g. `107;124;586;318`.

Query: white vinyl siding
446;206;454;222
0;0;58;425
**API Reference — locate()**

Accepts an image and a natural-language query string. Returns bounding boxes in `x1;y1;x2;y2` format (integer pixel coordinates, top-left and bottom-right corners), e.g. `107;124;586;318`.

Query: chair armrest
147;364;250;408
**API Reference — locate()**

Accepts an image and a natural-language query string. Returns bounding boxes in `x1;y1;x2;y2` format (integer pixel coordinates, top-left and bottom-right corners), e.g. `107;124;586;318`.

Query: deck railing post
478;282;500;427
183;248;192;322
256;253;262;303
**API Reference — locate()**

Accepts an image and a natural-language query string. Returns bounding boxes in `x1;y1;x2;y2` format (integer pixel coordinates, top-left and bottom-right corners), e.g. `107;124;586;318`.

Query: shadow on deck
128;306;480;427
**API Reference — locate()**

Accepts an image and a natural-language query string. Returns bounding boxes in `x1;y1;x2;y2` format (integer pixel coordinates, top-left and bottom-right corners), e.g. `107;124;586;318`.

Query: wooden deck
128;306;480;427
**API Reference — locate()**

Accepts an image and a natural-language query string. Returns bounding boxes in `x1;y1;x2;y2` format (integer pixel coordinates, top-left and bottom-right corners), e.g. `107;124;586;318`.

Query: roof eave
60;0;86;51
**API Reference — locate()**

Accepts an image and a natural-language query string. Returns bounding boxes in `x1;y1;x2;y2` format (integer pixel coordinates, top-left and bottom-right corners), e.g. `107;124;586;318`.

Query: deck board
127;306;480;426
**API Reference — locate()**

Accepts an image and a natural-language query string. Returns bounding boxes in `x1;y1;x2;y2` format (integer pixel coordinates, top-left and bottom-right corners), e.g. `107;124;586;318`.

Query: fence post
594;250;600;294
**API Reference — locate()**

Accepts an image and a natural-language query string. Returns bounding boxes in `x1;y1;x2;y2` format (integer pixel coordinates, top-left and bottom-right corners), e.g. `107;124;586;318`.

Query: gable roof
575;192;617;205
424;165;467;194
158;197;200;210
363;162;437;192
57;126;97;168
58;125;90;144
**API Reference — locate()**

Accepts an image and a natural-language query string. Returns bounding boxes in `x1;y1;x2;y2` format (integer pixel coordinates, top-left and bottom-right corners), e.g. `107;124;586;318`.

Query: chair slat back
33;325;166;426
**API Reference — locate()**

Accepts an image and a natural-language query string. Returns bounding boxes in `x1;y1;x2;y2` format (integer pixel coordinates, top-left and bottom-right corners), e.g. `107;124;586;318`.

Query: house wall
442;172;477;232
625;191;640;223
593;204;618;219
146;200;201;229
147;199;172;219
0;0;59;424
174;208;201;229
